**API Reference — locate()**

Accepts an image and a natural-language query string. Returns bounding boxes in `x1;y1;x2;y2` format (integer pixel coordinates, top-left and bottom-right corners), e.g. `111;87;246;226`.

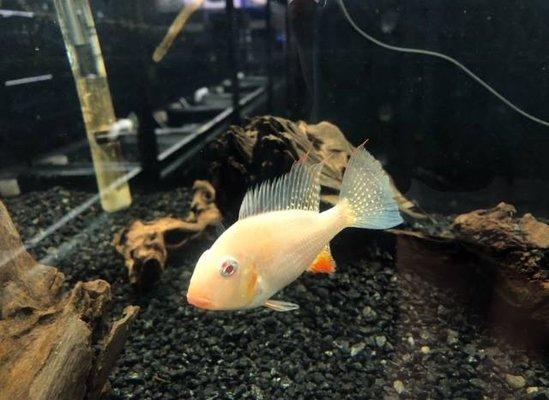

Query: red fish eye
220;259;238;277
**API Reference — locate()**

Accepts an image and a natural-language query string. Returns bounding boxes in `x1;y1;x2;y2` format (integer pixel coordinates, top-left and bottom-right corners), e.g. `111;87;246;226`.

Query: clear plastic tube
53;0;132;212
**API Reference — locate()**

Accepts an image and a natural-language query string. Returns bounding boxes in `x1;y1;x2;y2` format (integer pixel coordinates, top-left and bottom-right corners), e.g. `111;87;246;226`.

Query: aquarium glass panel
0;1;547;399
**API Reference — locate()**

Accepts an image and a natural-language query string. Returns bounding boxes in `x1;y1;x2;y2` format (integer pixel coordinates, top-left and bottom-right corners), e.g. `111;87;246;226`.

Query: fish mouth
186;292;214;309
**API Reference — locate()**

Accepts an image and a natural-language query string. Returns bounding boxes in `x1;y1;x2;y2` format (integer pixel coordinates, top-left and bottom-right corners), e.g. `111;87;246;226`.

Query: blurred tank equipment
53;0;133;212
153;0;206;63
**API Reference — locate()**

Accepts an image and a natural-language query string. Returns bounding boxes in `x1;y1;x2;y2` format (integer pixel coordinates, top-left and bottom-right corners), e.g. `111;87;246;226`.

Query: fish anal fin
264;300;300;312
308;245;336;274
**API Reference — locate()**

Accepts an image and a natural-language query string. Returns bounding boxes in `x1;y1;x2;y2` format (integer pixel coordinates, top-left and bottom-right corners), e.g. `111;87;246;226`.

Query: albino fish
186;145;403;312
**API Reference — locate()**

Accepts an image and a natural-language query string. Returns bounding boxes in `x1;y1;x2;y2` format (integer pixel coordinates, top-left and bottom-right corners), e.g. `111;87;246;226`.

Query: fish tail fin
338;145;403;229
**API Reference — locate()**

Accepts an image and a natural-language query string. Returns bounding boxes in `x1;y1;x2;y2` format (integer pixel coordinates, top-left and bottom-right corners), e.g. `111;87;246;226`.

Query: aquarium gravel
4;187;548;400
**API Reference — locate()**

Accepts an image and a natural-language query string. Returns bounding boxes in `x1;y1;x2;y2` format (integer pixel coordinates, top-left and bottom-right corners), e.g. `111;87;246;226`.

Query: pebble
505;374;526;389
470;378;490;391
393;380;405;395
375;336;387;348
362;306;377;322
127;372;144;384
350;342;366;357
446;329;459;345
250;385;264;400
529;389;549;400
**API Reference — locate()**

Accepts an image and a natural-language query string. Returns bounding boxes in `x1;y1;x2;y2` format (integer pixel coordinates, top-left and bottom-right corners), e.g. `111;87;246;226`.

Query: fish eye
219;258;238;277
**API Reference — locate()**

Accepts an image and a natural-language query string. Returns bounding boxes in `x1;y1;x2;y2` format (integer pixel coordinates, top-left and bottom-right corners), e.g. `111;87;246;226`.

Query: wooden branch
453;202;549;250
113;180;221;287
0;200;139;400
88;305;139;399
152;0;206;62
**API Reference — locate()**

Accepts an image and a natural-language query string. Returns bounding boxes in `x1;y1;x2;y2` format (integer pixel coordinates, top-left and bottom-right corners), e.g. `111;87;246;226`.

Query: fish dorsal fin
307;245;336;274
239;162;323;220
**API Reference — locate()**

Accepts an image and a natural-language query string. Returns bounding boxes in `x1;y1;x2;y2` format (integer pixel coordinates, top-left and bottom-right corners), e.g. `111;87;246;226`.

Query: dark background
0;0;270;167
312;0;549;215
1;0;548;215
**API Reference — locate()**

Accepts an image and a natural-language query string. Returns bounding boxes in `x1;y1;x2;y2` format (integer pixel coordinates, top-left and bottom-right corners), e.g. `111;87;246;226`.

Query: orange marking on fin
308;247;336;274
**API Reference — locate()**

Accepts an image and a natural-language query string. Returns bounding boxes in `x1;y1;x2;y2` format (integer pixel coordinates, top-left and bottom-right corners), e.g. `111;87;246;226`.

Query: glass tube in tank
53;0;132;212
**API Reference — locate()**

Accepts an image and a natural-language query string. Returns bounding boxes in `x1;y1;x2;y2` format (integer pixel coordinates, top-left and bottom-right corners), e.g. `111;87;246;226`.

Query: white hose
337;0;549;128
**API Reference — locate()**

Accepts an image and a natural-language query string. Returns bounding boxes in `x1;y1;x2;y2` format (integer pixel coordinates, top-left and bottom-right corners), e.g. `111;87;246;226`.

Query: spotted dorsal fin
238;162;323;220
307;245;336;274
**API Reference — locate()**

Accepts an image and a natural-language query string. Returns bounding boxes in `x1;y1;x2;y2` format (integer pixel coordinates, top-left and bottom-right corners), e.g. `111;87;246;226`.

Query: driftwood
113;180;221;287
394;202;549;345
205;115;422;221
0;200;139;400
206;116;350;218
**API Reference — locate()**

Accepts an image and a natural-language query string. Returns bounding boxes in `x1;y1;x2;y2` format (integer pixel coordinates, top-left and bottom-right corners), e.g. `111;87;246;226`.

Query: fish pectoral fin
264;300;300;312
307;245;336;274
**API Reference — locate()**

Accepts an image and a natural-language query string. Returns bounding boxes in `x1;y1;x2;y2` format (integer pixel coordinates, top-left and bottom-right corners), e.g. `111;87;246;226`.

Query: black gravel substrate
4;187;548;400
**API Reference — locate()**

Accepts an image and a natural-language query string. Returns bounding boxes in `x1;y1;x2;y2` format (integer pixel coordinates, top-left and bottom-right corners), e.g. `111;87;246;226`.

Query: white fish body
187;146;403;312
211;206;345;307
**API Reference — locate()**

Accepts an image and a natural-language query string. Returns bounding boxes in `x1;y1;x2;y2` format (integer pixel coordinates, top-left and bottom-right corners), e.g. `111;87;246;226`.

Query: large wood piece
394;202;548;345
205;115;421;220
113;180;222;287
0;200;139;400
206;116;351;219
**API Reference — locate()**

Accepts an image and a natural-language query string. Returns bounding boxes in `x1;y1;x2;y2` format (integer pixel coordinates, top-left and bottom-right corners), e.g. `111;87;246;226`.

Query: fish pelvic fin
338;145;403;230
264;299;300;312
307;245;336;274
